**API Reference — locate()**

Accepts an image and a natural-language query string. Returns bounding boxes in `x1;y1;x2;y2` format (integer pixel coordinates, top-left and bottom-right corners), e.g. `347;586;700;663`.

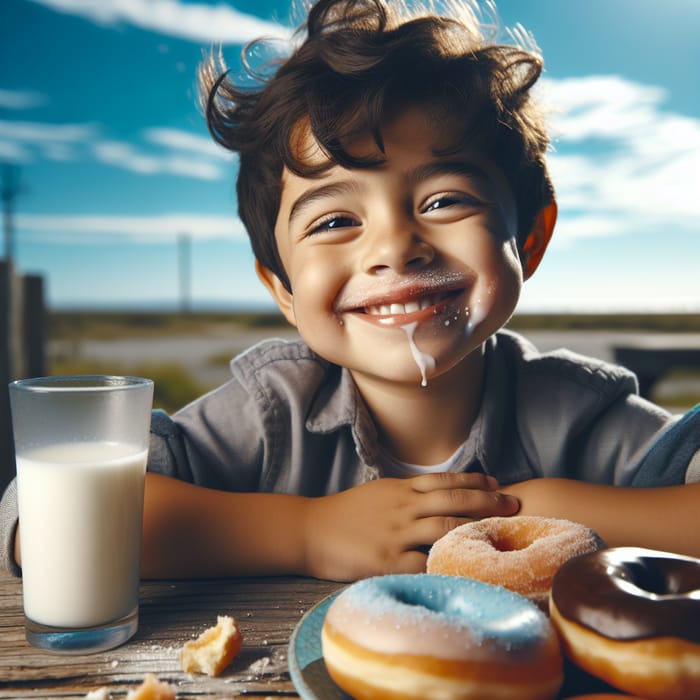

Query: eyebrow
287;181;364;227
406;161;494;189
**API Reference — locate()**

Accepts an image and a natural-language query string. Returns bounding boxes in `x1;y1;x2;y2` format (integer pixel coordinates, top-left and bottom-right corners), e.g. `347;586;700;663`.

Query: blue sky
2;0;699;312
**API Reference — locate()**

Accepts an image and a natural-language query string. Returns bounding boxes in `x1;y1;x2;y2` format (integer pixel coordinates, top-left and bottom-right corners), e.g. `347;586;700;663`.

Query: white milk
401;321;436;387
16;442;147;628
465;299;487;338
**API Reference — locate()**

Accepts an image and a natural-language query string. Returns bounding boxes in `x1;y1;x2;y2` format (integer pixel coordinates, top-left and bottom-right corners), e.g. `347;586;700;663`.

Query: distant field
508;313;700;333
47;310;296;412
46;310;700;413
48;309;292;341
48;309;700;341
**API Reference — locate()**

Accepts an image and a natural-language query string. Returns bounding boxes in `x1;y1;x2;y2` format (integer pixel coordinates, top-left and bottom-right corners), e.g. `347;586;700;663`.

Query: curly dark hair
201;0;554;290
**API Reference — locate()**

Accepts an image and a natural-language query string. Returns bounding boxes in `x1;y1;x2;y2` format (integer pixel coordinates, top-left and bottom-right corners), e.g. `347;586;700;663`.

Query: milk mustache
17;441;147;628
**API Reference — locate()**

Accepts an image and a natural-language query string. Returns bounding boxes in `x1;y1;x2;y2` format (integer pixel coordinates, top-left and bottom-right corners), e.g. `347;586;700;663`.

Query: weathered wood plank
0;573;342;699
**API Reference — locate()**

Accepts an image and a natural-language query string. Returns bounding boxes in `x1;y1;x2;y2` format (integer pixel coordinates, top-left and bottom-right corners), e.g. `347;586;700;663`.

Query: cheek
449;228;522;283
478;236;522;282
501;238;525;281
288;252;347;320
465;237;523;326
488;239;524;304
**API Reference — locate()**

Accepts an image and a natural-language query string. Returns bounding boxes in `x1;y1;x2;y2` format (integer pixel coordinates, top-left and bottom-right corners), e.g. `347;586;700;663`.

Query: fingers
391;517;477;573
315;474;521;580
404;515;469;547
417;486;519;520
410;471;498;494
405;472;519;521
393;550;430;575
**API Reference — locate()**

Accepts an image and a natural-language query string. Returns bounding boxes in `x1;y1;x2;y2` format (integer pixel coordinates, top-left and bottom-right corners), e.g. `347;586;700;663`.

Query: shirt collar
305;364;380;465
304;331;530;476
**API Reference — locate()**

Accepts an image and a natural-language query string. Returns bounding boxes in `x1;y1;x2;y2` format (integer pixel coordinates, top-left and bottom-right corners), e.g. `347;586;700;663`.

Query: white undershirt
378;444;466;478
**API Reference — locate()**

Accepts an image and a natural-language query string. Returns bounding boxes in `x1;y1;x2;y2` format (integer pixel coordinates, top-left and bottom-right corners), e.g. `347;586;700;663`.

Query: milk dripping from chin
400;300;486;387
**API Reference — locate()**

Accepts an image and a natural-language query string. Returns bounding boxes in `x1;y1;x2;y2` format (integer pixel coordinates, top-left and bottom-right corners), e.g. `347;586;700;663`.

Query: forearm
141;470;520;581
505;479;700;558
141;472;309;579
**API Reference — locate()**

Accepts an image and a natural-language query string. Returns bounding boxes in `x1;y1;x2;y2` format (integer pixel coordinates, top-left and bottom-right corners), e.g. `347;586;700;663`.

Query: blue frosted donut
321;573;563;700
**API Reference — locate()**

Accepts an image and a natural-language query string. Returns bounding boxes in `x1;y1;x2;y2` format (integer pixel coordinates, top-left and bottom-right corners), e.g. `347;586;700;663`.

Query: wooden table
0;572;343;699
1;572;629;699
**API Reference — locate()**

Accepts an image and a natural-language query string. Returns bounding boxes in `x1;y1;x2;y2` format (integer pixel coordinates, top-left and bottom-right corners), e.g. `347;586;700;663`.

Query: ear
521;200;557;280
255;260;298;327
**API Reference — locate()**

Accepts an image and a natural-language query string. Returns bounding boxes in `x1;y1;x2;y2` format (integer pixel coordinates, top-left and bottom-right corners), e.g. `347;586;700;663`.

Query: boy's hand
303;472;519;581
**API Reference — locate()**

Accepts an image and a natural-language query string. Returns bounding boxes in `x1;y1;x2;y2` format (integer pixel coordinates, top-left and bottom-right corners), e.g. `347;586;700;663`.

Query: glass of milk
10;375;154;654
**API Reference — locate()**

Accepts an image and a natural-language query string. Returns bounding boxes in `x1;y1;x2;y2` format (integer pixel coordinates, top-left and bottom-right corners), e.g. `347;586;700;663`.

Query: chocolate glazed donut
550;547;700;700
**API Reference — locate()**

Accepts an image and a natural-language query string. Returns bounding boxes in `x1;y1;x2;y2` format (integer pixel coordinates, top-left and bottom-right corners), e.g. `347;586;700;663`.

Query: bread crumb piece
180;615;243;677
84;689;110;700
125;674;176;700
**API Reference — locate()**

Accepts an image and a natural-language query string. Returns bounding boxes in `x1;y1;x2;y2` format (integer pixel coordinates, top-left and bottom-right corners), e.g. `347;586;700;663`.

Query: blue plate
287;588;617;699
288;591;353;700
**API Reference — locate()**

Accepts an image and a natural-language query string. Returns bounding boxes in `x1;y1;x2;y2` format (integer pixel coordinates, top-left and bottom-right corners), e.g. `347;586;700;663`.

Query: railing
0;259;45;495
613;345;700;399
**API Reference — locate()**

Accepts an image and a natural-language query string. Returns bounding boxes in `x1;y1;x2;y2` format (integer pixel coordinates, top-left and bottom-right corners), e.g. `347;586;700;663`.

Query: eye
307;213;360;236
421;192;483;214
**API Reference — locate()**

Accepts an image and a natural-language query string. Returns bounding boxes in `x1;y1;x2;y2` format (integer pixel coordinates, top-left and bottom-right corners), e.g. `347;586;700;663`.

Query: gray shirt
148;329;678;490
0;330;690;576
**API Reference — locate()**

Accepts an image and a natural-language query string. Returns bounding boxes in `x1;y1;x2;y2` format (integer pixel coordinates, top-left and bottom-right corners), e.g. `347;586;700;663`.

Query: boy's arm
505;478;700;558
141;471;519;581
141;473;307;579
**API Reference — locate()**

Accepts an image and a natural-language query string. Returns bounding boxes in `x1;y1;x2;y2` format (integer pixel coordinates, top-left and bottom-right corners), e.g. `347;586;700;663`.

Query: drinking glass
10;375;154;654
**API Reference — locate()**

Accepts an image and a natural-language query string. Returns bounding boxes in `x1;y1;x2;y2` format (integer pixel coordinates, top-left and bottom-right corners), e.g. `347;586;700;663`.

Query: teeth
366;294;443;316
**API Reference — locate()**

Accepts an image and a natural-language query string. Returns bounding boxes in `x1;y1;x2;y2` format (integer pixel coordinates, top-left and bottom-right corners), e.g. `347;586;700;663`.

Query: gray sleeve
146;339;337;494
686;448;700;483
147;377;267;491
572;392;675;485
514;344;676;485
0;478;20;577
148;408;198;481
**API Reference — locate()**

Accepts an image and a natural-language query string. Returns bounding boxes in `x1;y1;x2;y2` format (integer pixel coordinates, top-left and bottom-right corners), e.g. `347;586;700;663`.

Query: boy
2;0;700;580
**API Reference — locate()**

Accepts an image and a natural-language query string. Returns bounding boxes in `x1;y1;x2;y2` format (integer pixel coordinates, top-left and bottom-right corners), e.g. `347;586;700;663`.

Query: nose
361;219;435;275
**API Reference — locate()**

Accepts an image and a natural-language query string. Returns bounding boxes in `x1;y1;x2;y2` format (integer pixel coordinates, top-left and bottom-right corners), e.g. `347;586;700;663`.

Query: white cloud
540;75;700;245
92;134;227;180
143;127;230;160
16;212;246;242
540;76;667;142
0;140;32;163
0;119;98;163
93;141;162;175
0;89;48;110
0;120;97;143
27;0;291;44
0;118;229;180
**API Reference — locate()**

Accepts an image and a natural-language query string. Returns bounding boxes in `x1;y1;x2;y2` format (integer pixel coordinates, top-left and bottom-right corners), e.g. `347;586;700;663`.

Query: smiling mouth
363;290;459;317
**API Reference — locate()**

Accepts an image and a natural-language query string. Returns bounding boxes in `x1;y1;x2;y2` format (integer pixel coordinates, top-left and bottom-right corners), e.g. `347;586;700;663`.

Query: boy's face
264;106;526;388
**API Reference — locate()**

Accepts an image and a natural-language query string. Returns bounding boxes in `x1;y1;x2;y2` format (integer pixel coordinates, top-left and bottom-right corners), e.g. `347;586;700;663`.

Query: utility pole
1;164;22;493
1;164;21;264
178;233;192;313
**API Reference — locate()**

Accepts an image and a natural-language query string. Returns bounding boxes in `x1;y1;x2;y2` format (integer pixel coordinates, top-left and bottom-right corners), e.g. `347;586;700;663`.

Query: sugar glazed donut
321;573;563;700
427;516;603;610
550;547;700;700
